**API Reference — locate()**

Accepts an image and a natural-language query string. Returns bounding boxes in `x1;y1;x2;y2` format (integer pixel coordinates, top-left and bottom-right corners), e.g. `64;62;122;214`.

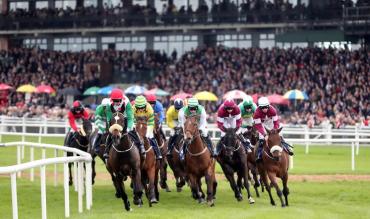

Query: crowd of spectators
2;0;369;30
151;46;369;127
0;45;368;128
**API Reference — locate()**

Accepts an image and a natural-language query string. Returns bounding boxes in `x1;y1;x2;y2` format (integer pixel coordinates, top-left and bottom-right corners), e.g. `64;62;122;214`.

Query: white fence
0;142;93;219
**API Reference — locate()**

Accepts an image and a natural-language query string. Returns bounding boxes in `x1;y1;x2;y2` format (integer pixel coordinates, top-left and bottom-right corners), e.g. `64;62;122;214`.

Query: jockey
146;94;166;139
215;99;252;155
254;96;294;163
166;98;184;157
65;100;90;147
239;95;257;129
133;95;163;160
92;88;145;159
178;97;215;160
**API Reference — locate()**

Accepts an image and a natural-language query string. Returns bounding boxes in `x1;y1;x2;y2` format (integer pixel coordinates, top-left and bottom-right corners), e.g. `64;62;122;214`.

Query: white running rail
0;142;93;219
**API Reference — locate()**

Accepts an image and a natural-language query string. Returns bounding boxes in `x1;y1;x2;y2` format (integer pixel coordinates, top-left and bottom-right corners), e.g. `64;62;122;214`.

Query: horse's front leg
258;165;275;206
220;162;242;201
68;163;73;186
115;174;131;211
132;167;144;207
268;172;285;207
160;157;170;192
282;173;289;206
148;167;158;205
205;170;215;207
241;160;255;204
91;158;96;185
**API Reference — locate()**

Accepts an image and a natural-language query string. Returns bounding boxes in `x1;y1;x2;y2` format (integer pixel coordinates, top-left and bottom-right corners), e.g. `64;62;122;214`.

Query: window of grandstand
9;1;29;11
101;36;146;51
23;38;47;50
84;0;97;7
133;0;147;6
276;42;308;48
217;34;252;48
54;37;97;51
153;35;198;57
103;0;121;8
259;34;275;49
55;0;76;9
36;1;48;9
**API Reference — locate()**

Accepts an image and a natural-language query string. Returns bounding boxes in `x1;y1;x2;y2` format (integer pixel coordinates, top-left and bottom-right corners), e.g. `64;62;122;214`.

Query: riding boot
64;132;74;147
91;133;103;154
129;130;146;159
239;134;252;153
203;135;216;158
214;139;223;157
103;134;112;159
166;134;177;157
149;137;163;160
281;137;294;156
255;139;264;163
180;141;189;162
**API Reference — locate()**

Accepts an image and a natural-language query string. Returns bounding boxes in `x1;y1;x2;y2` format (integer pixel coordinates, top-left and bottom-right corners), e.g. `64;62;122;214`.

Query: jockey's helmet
146;94;157;105
135;95;147;109
72;100;83;113
223;99;236;110
174;98;184;110
243;95;254;109
258;97;270;109
188;98;199;111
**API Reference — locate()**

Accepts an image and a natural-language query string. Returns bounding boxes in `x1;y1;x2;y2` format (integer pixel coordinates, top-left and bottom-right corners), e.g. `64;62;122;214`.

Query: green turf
0;178;369;219
1;135;369;175
1;135;370;219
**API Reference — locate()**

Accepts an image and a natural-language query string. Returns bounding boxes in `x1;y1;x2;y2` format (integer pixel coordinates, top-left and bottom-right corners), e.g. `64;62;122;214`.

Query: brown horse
241;126;264;197
183;115;217;206
135;116;160;206
216;128;255;204
166;127;187;192
153;115;170;192
257;127;290;207
66;118;94;186
106;112;144;211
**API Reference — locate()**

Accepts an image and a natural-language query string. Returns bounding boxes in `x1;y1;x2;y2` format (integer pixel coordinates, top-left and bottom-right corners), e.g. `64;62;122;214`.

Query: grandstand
0;0;369;127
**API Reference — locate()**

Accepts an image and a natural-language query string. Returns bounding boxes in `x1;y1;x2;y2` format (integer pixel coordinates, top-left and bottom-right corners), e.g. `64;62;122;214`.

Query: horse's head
244;126;259;146
184;115;199;144
135;116;148;137
266;127;283;161
80;118;94;138
109;112;127;145
221;128;239;159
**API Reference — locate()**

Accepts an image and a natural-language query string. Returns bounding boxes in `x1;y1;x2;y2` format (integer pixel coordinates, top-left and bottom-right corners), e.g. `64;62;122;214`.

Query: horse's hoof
207;200;215;207
176;187;182;192
271;201;276;206
249;197;255;204
282;204;286;208
236;196;243;202
150;198;158;204
198;198;206;204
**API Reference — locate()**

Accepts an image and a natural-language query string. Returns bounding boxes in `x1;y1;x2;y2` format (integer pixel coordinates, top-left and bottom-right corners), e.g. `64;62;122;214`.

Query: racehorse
183;115;217;206
66;118;94;186
153;115;170;192
242;126;264;197
105;112;144;211
135;116;160;207
257;127;290;207
216;128;255;204
166;127;186;192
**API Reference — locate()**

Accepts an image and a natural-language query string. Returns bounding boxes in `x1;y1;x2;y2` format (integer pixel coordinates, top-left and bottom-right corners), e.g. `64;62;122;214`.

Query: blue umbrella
97;86;114;95
283;89;309;100
125;85;147;95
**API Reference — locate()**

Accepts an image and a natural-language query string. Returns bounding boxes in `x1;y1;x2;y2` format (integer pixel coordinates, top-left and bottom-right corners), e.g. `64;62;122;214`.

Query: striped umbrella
144;88;170;97
125;85;147;95
283;89;309;100
223;90;248;100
